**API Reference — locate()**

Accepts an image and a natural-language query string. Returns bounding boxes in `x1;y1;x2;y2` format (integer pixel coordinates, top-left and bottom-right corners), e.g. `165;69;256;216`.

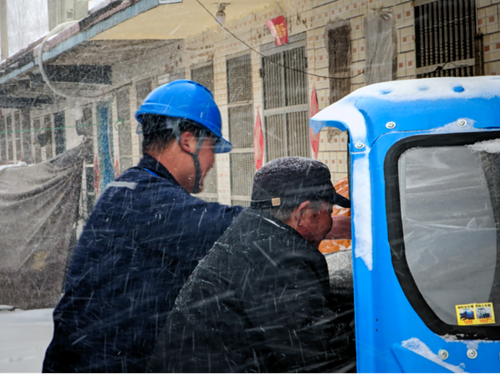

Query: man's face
300;201;333;248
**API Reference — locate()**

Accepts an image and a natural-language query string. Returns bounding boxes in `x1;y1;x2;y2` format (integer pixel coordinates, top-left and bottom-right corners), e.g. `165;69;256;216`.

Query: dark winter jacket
42;155;242;373
148;208;356;373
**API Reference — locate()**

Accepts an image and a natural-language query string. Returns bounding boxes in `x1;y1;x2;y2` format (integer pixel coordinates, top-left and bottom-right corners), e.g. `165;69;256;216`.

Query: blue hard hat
135;79;232;153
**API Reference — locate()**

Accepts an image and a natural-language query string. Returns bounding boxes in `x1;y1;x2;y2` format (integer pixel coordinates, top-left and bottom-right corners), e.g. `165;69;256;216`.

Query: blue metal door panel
311;77;500;372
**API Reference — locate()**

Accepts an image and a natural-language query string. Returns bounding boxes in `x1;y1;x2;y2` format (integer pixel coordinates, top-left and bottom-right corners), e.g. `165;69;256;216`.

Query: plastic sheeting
399;143;500;326
364;8;397;85
0;141;88;309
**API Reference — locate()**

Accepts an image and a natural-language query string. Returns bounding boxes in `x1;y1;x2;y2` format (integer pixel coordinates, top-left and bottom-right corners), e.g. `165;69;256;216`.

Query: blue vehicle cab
310;76;500;373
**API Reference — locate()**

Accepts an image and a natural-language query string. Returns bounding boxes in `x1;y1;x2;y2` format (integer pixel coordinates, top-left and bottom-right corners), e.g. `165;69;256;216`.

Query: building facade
0;0;499;214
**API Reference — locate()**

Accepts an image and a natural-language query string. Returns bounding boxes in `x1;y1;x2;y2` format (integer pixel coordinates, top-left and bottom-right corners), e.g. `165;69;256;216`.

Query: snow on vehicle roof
342;76;500;102
312;76;500;133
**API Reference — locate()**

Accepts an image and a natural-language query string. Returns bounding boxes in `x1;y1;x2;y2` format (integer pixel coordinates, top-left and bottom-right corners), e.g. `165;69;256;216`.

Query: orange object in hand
319;177;352;254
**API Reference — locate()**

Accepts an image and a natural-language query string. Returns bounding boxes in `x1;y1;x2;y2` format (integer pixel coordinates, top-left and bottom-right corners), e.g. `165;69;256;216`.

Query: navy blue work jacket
42;155;242;373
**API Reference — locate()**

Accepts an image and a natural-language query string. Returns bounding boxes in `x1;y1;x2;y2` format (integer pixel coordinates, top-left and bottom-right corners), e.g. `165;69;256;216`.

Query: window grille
227;54;254;206
230;153;254;207
82;106;94;164
6;115;13;161
201;163;218;202
14;112;22;161
80;105;96;216
54;111;66;156
0;117;6;163
44;115;53;159
261;37;309;162
116;89;133;173
191;63;214;93
158;69;186;86
227;54;252;103
327;20;351;103
415;0;477;77
136;78;153;154
33;118;42;164
191;62;218;201
21;111;32;163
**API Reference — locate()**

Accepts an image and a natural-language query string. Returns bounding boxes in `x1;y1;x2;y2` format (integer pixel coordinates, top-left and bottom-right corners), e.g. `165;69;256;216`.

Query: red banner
310;85;320;160
254;111;264;170
265;16;289;46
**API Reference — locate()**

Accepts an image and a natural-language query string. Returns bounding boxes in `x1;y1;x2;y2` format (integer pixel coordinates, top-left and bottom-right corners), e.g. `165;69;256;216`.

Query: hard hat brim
214;137;233;154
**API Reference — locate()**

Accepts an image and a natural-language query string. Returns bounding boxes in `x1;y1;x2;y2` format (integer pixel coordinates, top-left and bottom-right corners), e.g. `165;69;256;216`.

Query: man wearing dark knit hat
148;156;356;373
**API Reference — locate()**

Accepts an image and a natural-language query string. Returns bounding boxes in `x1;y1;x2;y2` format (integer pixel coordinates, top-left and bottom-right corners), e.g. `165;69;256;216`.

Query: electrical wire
194;0;363;81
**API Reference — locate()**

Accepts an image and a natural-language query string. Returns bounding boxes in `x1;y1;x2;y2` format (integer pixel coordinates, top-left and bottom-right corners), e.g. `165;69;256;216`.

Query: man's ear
179;131;196;153
294;200;311;227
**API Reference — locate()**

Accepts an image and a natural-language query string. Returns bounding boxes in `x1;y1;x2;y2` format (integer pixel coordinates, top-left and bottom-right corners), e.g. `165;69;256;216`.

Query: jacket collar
137;154;181;187
245;207;307;240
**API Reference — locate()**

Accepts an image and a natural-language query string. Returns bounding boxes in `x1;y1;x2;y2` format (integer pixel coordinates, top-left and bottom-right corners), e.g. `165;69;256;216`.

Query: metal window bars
415;0;477;78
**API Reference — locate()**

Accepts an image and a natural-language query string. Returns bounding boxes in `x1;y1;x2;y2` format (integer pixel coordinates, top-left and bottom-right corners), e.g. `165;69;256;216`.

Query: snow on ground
0;307;54;373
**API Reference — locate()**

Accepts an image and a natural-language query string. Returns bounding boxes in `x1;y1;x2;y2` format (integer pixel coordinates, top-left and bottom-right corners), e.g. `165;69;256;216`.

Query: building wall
479;0;500;76
2;0;500;208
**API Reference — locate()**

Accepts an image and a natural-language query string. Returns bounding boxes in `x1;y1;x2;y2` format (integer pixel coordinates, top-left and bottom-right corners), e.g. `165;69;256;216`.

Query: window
387;132;500;339
44;114;54;160
157;69;185;86
81;106;96;214
191;63;214;93
136;78;153;155
227;54;254;207
33;118;42;164
415;0;478;77
116;89;133;173
261;34;309;161
6;115;13;161
191;62;218;202
14;112;22;161
327;20;351;103
82;106;94;165
54;111;66;155
0;117;6;163
21;110;33;163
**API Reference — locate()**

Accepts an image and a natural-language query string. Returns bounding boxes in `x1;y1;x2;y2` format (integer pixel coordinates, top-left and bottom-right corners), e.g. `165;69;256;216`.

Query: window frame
260;32;310;162
414;0;478;77
385;131;500;340
226;52;254;207
190;61;219;202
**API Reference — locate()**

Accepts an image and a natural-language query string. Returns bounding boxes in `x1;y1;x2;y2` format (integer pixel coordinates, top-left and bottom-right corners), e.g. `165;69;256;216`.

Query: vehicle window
398;141;500;326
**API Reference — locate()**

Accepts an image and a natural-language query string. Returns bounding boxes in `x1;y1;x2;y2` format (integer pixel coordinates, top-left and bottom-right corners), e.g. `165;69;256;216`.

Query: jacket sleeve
243;253;356;372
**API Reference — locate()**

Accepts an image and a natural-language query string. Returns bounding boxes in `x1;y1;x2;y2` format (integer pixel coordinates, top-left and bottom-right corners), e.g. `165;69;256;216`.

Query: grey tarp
0;141;87;309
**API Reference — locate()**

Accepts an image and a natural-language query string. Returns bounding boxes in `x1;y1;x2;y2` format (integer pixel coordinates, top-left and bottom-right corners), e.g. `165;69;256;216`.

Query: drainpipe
0;0;8;60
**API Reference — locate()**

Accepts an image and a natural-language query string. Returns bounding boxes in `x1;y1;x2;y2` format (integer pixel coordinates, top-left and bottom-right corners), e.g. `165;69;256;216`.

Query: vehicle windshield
398;139;500;326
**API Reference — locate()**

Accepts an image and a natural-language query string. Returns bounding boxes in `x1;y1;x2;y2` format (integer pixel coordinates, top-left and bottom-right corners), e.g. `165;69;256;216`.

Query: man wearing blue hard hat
42;80;243;373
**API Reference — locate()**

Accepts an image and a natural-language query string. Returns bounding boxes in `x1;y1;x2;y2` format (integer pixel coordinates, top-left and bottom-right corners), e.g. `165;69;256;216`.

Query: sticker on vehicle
455;303;495;325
